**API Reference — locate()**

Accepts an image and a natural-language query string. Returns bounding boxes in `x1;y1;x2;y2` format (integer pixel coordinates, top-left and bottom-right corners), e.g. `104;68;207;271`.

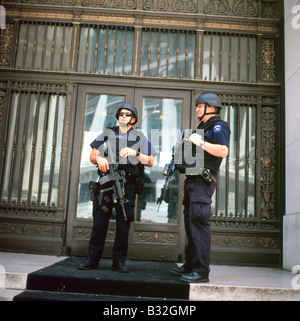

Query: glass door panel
136;97;183;223
76;94;125;218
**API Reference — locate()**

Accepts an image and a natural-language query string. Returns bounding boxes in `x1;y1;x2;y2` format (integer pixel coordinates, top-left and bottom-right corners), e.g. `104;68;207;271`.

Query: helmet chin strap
119;116;135;128
198;104;217;122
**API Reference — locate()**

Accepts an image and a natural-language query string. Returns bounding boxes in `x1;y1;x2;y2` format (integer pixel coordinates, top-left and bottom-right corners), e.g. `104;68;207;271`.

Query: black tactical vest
197;117;229;176
107;126;145;178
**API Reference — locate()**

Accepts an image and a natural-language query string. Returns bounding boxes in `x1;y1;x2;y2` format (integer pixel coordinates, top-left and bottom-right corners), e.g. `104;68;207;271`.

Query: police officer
78;103;156;273
170;93;230;283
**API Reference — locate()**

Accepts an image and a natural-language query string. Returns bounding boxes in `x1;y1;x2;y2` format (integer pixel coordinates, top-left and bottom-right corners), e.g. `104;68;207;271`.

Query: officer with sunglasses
78;103;156;273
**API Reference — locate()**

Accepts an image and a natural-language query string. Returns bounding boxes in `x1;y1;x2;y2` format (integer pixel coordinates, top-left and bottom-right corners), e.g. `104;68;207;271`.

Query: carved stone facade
2;0;279;19
0;0;283;265
261;39;277;82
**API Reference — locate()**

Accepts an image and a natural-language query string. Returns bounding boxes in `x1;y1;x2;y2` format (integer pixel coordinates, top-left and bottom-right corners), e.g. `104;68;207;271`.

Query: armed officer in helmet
170;93;230;283
78;103;156;273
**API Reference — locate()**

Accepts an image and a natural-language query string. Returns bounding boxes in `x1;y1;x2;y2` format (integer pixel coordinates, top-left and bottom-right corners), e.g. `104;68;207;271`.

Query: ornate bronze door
66;86;190;261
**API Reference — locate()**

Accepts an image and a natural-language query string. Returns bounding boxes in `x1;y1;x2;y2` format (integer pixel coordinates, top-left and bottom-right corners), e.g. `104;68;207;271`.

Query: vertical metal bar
8;93;22;202
219;33;223;81
103;26;109;73
176;30;179;78
247;35;251;82
47;95;60;206
185;31;188;78
133;26;141;76
225;105;231;217
0;91;13;200
84;25;90;73
31;23;38;69
228;34;232;81
27;94;41;204
147;30;151;76
17;92;31;203
13;21;21;68
113;26;118;74
70;23;79;71
244;106;250;217
237;34;241;82
60;24;67;71
122;27;127;75
37;94;50;204
50;23;57;71
96;25;104;73
157;29;161;76
235;106;241;217
196;31;203;79
22;22;30;68
93;25;100;73
166;29;170;78
255;103;260;222
41;23;48;70
209;33;213;81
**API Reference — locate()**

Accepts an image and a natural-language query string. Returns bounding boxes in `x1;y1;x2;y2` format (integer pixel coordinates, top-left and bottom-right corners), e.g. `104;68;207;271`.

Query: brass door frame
66;85;191;262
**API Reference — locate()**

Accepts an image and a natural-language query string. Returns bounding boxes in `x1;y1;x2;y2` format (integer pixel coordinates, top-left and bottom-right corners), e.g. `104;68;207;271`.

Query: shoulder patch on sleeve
213;124;222;133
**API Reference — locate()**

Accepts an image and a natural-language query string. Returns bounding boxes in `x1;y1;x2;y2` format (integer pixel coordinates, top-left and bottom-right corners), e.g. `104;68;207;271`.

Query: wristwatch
199;140;205;148
136;151;140;157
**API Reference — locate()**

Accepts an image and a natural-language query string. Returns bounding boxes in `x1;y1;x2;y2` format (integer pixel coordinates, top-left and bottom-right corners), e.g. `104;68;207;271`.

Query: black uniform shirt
198;117;230;176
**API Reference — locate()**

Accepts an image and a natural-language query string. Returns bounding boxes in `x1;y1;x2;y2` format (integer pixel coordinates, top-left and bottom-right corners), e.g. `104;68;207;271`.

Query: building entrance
66;85;190;261
0;0;283;266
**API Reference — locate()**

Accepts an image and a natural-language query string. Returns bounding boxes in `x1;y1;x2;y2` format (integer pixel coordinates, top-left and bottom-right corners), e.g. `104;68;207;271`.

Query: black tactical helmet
116;103;138;124
195;93;223;110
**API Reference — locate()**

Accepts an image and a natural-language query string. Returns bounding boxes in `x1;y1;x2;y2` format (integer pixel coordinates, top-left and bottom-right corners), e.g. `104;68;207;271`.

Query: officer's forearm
138;154;154;167
90;148;110;171
90;148;101;165
202;142;228;158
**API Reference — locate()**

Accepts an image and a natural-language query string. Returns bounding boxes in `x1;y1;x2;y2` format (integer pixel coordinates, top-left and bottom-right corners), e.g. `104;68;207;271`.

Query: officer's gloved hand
189;133;203;146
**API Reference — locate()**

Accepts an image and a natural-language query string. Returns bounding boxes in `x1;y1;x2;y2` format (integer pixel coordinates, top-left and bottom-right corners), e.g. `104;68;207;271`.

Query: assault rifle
89;135;128;220
156;129;185;212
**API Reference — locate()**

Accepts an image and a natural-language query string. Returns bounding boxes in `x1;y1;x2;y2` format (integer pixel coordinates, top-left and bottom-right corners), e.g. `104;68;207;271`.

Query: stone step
14;289;182;301
0;289;23;301
190;283;300;301
1;252;300;302
0;252;67;301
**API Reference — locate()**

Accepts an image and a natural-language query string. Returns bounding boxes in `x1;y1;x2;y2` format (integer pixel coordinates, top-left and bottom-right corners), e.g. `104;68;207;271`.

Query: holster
89;181;102;205
135;177;144;195
200;168;217;185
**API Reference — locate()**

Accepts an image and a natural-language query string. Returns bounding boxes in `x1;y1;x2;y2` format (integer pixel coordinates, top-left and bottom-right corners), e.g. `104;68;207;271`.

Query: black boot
78;259;99;270
112;262;129;273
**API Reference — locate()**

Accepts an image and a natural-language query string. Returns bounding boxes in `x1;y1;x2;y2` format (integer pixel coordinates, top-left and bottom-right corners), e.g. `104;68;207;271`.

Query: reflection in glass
136;97;182;223
76;94;125;218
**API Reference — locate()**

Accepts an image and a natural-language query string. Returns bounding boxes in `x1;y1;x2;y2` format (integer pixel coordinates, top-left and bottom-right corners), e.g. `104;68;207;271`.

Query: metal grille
212;104;257;218
140;28;196;78
77;25;134;75
15;22;73;71
202;32;257;82
0;92;66;207
14;22;259;83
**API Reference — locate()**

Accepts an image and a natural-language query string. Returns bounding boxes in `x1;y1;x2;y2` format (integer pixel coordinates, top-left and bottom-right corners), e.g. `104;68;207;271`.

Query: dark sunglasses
119;112;133;117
